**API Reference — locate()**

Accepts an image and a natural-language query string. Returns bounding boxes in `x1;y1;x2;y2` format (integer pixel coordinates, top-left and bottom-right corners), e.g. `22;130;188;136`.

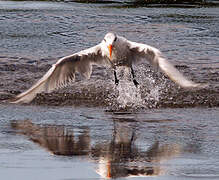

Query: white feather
11;33;207;104
127;40;207;88
11;44;107;103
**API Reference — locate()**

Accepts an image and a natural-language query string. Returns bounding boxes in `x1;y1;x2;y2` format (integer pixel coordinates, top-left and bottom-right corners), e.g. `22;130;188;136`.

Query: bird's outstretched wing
11;44;107;103
127;40;207;89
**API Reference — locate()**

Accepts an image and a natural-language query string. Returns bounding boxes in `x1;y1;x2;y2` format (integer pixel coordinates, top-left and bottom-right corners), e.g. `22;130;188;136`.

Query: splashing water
105;65;169;110
141;76;162;109
116;81;144;109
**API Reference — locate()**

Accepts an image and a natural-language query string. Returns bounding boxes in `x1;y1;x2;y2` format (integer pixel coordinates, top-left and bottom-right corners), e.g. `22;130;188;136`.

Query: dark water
0;1;219;179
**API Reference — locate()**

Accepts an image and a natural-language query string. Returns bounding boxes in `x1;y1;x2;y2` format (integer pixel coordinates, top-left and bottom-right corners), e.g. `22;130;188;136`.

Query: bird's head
102;32;118;60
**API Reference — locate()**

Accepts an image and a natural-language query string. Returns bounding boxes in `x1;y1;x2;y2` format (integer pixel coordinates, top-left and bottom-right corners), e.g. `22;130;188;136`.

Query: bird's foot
133;79;139;87
115;79;119;86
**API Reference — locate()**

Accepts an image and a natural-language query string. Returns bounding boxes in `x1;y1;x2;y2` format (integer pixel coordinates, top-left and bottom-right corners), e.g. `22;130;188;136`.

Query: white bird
11;32;206;103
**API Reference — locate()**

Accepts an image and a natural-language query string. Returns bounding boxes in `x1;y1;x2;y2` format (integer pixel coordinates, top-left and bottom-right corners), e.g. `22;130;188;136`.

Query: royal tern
11;32;206;103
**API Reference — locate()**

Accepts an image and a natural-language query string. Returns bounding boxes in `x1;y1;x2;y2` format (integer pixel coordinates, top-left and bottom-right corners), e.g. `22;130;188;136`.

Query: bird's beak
108;44;112;59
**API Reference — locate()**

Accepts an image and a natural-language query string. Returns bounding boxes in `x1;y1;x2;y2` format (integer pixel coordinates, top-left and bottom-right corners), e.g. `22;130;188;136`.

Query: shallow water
1;104;219;179
0;1;219;179
0;0;219;108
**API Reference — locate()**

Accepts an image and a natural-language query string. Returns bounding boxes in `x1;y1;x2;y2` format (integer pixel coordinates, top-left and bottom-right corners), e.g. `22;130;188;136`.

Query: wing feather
11;44;105;103
127;40;207;88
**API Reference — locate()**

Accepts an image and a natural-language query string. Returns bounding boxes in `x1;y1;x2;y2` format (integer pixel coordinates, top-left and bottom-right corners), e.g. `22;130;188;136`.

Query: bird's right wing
127;40;207;89
11;44;107;103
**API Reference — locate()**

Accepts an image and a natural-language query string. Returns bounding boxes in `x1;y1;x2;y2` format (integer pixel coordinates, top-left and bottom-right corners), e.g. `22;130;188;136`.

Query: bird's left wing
127;40;207;89
11;44;107;103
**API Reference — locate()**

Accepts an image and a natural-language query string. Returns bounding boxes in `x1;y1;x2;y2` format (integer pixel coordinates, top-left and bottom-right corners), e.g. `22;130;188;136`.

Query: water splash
116;81;144;109
105;65;169;110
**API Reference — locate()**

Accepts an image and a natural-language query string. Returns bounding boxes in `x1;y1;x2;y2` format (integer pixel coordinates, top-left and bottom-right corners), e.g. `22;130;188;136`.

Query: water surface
1;105;219;179
0;1;219;179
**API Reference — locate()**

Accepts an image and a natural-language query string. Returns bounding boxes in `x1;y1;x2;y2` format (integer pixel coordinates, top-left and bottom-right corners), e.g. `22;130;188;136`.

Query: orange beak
108;44;112;59
106;162;111;178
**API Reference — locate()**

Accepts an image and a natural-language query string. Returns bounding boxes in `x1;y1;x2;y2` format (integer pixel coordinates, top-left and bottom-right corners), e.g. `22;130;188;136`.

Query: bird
11;32;206;103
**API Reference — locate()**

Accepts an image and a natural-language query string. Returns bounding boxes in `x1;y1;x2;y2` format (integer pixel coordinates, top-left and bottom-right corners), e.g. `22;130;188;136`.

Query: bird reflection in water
11;119;181;179
93;120;181;178
11;120;90;156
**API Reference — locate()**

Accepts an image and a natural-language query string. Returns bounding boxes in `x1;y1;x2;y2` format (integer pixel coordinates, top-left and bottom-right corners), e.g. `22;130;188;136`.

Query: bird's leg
114;70;119;86
131;66;139;87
